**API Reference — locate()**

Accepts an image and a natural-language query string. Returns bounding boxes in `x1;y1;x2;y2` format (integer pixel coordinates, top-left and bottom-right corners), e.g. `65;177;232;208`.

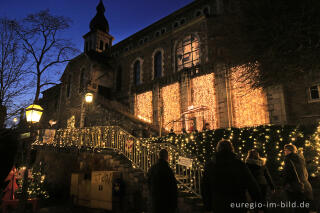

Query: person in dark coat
283;144;313;212
246;149;275;201
147;149;177;213
201;140;263;213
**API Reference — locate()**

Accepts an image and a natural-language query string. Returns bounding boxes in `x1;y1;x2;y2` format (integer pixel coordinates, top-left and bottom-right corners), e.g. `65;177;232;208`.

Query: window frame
308;84;320;103
175;34;200;72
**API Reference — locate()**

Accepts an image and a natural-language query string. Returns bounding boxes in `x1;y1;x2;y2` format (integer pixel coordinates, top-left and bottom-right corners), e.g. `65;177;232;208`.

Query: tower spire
89;0;109;33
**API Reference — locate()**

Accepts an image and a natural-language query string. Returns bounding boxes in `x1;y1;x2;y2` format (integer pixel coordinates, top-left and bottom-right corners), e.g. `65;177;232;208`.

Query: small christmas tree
15;162;49;199
305;122;320;177
2;167;18;200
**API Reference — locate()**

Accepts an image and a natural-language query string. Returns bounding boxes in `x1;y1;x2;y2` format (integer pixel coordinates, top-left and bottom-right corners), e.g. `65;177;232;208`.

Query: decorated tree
15;162;49;199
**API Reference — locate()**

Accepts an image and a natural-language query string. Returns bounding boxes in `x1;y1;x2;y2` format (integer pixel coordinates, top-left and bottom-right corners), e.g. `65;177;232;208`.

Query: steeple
89;0;109;33
83;0;114;53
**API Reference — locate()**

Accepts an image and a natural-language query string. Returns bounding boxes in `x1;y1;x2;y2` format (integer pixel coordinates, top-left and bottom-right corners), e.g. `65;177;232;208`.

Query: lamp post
80;92;93;127
19;104;43;213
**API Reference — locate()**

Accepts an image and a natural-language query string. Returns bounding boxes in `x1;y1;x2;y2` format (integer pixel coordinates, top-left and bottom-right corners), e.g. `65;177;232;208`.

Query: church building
40;0;320;134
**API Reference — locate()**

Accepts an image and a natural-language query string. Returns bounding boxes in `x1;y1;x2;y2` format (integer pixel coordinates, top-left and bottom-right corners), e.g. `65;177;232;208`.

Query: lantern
25;104;43;123
85;93;93;103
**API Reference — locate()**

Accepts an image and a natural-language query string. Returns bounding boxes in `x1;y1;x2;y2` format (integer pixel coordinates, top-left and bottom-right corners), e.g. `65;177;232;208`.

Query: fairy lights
230;66;269;127
161;83;181;131
135;91;153;123
191;73;217;130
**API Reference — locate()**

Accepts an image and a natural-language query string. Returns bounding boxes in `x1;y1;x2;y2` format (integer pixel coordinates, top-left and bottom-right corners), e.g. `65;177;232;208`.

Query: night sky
1;0;194;49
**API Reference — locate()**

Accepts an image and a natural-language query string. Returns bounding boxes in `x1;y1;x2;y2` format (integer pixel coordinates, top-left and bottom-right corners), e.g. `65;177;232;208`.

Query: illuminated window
154;51;162;79
161;83;181;131
135;91;152;123
230;67;269;127
134;60;141;85
191;73;217;130
309;85;320;101
176;34;200;71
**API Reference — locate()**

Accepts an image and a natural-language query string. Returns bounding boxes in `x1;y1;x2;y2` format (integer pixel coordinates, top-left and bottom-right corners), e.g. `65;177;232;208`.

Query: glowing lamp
25;104;43;123
13;117;18;124
85;93;93;103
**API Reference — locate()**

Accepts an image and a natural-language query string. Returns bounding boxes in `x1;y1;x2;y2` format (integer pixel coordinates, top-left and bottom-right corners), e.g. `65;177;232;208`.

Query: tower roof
89;0;109;33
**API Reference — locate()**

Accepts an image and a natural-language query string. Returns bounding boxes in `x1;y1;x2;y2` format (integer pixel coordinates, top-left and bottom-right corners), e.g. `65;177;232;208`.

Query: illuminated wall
161;83;181;131
191;73;217;130
230;67;269;127
135;91;153;123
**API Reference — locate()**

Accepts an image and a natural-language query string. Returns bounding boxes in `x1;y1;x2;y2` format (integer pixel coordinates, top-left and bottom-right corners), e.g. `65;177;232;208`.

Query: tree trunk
0;104;7;128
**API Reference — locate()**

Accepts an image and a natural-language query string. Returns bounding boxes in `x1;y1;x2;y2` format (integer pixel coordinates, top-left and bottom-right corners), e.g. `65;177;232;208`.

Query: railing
33;126;203;197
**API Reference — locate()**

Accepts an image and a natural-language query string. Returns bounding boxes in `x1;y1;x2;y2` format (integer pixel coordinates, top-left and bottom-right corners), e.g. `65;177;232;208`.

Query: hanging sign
178;156;193;168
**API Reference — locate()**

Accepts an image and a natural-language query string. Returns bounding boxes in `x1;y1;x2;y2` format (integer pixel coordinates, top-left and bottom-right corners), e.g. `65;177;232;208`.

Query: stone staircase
77;150;204;213
77;150;149;212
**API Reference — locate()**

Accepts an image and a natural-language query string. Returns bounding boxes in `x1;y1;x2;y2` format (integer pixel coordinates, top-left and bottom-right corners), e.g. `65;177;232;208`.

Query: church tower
83;0;114;53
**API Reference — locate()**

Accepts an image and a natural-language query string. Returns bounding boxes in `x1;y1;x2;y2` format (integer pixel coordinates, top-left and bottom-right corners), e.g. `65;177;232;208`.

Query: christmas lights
191;73;217;130
161;83;181;131
135;91;153;123
230;67;269;127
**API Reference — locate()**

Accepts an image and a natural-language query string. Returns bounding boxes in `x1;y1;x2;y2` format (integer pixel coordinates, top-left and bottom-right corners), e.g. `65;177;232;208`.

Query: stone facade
40;0;320;133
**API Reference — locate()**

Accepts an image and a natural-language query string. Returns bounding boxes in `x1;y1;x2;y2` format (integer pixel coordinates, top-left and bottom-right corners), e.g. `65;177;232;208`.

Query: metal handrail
33;126;203;197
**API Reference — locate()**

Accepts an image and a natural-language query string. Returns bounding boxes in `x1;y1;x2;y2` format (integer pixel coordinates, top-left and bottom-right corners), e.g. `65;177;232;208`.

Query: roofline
112;0;204;48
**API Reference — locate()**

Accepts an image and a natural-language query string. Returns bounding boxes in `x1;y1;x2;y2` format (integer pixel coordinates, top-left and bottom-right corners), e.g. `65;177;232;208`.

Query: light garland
135;91;153;123
191;73;217;130
230;66;270;127
161;83;181;131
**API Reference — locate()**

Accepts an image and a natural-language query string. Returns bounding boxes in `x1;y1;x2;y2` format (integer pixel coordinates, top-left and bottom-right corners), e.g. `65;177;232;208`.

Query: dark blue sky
1;0;194;50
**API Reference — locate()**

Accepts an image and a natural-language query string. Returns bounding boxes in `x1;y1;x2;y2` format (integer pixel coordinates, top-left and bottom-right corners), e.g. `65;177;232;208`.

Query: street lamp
85;92;93;103
19;104;43;213
25;104;43;123
80;92;93;127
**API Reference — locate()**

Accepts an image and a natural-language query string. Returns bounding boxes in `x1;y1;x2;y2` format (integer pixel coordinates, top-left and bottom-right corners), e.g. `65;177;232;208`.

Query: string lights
135;91;153;123
161;83;181;131
191;73;217;130
230;67;269;127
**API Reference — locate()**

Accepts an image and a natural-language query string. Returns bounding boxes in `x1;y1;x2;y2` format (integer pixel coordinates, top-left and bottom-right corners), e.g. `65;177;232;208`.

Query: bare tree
15;10;79;103
0;18;31;128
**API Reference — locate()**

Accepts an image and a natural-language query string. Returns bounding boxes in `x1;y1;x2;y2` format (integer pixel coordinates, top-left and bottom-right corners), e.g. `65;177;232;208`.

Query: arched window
79;68;85;93
176;34;200;71
99;40;104;50
116;67;122;91
66;74;72;98
154;51;162;79
134;61;141;85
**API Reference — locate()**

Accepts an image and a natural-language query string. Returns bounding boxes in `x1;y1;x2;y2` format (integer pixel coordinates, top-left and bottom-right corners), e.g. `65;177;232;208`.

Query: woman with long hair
246;149;275;201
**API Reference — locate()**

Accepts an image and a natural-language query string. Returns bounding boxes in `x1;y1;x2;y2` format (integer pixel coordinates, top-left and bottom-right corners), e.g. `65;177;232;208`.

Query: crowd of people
147;140;315;213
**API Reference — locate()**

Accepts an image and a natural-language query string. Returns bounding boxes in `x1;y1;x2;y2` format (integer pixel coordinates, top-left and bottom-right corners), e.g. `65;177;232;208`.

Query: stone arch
173;32;201;73
130;57;144;85
151;48;165;80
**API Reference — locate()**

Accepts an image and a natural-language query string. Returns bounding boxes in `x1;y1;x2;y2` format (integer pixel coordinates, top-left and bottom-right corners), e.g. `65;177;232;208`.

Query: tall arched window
134;61;141;85
116;67;122;91
79;68;85;93
176;34;200;71
154;51;162;79
66;74;72;98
